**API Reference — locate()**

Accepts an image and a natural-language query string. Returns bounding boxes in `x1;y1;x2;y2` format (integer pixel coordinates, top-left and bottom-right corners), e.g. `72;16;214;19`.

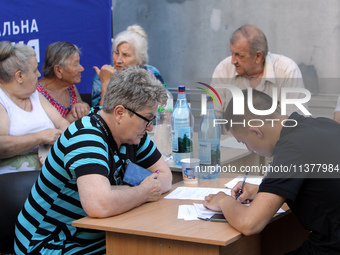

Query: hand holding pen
231;172;259;203
235;172;249;200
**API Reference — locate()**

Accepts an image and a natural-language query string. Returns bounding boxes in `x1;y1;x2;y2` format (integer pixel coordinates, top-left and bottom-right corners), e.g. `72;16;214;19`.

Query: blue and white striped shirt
14;113;160;254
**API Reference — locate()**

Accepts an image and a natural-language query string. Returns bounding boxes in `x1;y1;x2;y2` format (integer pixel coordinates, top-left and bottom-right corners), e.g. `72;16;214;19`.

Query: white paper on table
224;176;264;189
178;205;200;220
194;203;222;217
178;203;285;221
220;137;248;150
177;203;220;221
165;187;231;200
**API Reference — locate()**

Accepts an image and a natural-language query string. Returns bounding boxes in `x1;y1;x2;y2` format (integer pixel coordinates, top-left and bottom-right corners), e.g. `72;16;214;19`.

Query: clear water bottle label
198;141;212;164
172;127;193;153
172;130;178;151
198;139;220;166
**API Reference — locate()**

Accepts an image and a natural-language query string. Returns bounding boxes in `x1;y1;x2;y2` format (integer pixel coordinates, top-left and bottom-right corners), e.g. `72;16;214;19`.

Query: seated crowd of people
0;24;340;254
0;24;165;173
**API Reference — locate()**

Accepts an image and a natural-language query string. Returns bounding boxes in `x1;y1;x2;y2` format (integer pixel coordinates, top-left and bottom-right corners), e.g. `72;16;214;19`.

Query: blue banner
0;0;112;94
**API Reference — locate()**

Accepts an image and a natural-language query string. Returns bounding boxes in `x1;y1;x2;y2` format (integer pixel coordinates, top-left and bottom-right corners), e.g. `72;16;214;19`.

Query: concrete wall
112;0;340;119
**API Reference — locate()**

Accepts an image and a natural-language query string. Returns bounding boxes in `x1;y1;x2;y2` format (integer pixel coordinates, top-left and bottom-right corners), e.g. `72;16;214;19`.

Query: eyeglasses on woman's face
125;107;156;128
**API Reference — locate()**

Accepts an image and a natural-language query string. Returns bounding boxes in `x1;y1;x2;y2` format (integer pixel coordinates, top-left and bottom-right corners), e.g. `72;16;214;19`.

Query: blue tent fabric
0;0;112;94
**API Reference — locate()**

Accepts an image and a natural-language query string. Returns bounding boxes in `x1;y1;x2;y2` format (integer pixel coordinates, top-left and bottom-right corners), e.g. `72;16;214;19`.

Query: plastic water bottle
172;85;194;165
198;96;221;179
154;84;173;161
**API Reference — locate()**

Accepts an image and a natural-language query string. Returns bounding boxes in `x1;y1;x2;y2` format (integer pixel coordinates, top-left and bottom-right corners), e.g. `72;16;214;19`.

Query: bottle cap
207;96;213;102
178;85;185;92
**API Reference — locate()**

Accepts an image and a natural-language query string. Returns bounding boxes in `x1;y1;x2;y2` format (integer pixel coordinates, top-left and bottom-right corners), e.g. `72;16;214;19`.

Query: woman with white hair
92;25;165;107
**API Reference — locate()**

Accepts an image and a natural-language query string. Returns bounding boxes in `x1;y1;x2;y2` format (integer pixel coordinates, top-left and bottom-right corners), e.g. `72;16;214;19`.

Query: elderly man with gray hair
211;24;307;134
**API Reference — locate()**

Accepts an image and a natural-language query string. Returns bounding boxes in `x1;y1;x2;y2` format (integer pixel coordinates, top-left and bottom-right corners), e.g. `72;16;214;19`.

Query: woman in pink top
38;42;90;123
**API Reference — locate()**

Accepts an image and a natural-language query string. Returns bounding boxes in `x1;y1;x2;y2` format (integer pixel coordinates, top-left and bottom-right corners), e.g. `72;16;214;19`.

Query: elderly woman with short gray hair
38;41;90;123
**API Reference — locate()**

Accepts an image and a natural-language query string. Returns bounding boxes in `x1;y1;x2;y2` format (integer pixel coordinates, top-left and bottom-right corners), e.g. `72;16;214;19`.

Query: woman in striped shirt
15;66;172;254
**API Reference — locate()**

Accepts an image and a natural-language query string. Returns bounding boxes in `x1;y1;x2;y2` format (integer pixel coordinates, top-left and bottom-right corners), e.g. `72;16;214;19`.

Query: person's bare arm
93;65;116;106
231;182;259;204
204;183;285;236
65;87;90;122
40;93;70;130
146;156;172;193
221;192;285;235
77;172;162;218
0;103;64;158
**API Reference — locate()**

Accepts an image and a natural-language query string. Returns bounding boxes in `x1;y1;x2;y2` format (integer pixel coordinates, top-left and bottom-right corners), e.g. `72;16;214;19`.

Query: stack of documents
165;179;284;221
177;203;222;221
164;187;229;221
164;187;231;200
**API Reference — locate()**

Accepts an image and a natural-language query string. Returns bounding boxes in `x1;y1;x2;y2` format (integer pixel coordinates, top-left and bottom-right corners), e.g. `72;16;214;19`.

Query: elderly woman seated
92;24;165;107
38;42;90;123
15;66;172;254
0;41;69;173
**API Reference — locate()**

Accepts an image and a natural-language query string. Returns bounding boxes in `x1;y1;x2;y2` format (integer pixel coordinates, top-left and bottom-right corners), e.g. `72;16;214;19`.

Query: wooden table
72;178;308;255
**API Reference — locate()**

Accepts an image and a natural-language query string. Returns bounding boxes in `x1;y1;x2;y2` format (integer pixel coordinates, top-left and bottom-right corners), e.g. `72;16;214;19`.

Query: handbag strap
89;108;138;184
89;110;122;185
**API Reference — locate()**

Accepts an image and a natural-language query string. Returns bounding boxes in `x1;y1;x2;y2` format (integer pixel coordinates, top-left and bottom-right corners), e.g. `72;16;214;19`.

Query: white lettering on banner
8;40;40;63
12;21;20;35
30;19;38;33
21;20;29;34
2;22;11;36
27;39;40;62
1;19;39;36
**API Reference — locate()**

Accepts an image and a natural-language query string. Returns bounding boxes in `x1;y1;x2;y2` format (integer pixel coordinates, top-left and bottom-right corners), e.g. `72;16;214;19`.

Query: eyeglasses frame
125;107;156;127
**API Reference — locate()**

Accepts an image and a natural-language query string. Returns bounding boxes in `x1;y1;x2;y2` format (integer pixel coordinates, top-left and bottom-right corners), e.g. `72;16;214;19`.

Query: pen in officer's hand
236;171;249;200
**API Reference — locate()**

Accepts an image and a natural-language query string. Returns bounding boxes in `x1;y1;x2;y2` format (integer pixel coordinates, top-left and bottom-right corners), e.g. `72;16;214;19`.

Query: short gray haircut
112;25;149;65
42;42;80;78
230;25;268;59
102;66;167;113
0;41;36;83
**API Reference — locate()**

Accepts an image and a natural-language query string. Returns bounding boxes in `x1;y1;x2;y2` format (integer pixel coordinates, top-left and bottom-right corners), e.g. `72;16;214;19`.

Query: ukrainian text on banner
0;0;112;94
